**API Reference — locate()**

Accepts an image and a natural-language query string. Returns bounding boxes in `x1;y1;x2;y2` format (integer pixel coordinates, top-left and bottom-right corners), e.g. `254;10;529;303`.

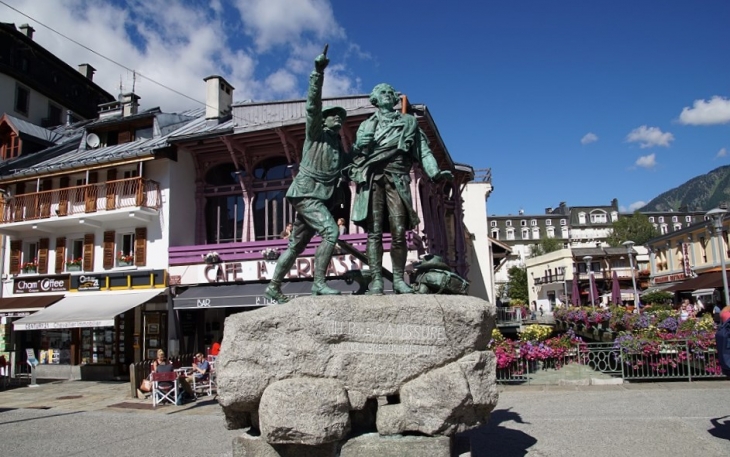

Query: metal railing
495;340;723;384
1;177;161;223
496;308;523;326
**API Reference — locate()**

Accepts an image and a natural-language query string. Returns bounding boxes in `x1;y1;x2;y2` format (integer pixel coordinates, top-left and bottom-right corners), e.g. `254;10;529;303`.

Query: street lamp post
707;208;730;308
622;240;640;314
583;255;595;309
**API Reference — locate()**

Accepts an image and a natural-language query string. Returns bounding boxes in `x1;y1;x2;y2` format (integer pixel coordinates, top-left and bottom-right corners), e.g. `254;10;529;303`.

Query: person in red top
209;340;220;357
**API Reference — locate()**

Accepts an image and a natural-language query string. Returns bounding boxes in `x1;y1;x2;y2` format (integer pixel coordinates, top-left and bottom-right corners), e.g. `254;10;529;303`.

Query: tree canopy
530;235;564;258
606;211;660;247
506;265;529;304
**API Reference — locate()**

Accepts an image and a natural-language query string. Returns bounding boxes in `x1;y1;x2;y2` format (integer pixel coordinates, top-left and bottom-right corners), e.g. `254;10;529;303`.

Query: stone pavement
0;378;221;415
0;378;729;456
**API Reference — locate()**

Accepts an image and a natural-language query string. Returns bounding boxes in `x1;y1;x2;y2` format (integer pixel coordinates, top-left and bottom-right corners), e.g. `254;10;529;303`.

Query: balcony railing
1;178;161;223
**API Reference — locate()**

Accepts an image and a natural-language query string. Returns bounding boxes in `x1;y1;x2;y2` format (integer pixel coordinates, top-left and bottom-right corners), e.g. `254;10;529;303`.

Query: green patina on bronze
346;82;453;295
264;47;349;304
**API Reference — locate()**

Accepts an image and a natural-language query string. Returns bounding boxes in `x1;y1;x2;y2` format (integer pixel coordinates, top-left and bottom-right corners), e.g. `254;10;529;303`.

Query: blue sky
3;1;729;216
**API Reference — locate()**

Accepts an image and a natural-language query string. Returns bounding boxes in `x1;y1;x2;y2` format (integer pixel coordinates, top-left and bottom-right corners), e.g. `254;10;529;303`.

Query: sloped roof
0;114;61;144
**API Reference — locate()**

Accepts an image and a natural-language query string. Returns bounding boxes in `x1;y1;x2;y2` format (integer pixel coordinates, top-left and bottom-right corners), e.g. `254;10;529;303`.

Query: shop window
117;232;135;266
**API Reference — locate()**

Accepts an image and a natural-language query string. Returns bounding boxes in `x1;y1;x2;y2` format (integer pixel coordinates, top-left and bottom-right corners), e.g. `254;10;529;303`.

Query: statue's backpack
716;320;730;377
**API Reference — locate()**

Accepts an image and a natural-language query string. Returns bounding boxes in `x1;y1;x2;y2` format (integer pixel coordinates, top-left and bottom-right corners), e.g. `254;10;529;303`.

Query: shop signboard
77;275;101;291
13;275;70;294
69;269;166;291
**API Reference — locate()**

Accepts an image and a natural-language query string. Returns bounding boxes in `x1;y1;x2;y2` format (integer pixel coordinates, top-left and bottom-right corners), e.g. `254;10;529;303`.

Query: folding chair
192;360;216;397
151;371;179;407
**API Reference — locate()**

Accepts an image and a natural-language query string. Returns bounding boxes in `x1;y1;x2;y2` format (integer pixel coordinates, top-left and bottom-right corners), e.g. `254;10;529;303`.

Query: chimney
78;63;96;81
203;75;234;120
120;92;140;117
19;24;35;40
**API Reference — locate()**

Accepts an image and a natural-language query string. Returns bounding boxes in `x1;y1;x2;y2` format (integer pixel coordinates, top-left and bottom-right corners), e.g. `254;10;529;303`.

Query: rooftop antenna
132;70;136;93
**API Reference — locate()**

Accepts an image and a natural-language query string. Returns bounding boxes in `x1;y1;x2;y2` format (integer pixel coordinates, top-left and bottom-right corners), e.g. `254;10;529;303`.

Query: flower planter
263;253;280;261
117;260;133;267
22;268;37;274
66;265;82;272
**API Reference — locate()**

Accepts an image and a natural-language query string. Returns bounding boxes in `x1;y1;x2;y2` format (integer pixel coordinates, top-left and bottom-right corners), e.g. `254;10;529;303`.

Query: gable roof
0;114;62;145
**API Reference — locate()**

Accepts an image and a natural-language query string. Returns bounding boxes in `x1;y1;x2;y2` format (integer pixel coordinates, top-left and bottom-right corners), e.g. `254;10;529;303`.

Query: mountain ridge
642;165;730;212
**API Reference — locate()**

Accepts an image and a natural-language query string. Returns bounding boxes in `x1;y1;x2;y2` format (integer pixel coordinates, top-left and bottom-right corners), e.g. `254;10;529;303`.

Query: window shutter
83;233;94;271
9;240;21;275
118;131;132;143
85;171;98;213
38;238;49;274
58;176;70;216
40;178;52;218
55;237;66;274
103;230;115;269
106;169;117;210
134;227;147;266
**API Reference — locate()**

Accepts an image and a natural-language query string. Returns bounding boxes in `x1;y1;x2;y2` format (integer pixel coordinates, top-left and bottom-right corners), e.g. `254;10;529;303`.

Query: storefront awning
174;279;391;309
691;288;716;297
13;290;163;330
0;295;64;317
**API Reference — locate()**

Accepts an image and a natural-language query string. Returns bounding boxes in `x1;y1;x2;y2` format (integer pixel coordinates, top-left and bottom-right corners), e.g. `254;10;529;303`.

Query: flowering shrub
262;248;280;260
488;327;586;370
519;324;552;342
117;251;134;263
21;259;38;272
65;257;82;267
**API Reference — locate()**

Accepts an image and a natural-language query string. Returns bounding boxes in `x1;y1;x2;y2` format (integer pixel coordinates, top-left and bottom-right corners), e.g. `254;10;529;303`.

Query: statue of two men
266;48;452;303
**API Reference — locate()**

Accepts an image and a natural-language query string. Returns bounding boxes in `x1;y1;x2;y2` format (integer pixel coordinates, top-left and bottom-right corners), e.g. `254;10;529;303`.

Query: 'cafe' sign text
203;255;365;283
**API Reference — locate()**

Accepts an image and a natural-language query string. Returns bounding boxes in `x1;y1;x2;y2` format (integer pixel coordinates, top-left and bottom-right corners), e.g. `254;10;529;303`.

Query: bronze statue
264;47;348;303
347;83;453;295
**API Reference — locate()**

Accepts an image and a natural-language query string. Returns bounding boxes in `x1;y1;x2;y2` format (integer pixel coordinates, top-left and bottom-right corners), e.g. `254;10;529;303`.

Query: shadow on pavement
457;408;537;457
0;410;82;425
165;396;218;415
709;415;730;441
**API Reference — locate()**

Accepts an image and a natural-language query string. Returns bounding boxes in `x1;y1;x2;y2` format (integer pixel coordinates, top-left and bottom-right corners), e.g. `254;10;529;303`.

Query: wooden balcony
1;178;161;226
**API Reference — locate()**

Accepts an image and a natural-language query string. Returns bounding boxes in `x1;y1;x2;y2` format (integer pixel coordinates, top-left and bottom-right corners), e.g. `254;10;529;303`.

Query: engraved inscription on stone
325;321;447;355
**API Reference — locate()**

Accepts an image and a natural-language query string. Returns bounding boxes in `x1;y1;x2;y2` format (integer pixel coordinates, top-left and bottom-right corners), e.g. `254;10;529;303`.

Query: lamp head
622;240;635;249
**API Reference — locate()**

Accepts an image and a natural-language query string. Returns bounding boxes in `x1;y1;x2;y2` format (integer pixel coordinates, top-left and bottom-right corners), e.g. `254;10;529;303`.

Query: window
506;220;512;227
700;236;707;262
531;227;540;238
561;227;569;238
685;216;692;223
590;212;607;223
253;158;296;240
578;212;586;224
672;216;678;223
117;232;135;266
530;219;537;227
660;224;668;235
521;228;529;239
491;229;499;240
134;126;154;140
560;219;567;226
15;84;30;116
123;169;139;179
547;226;555;238
658;216;664;223
47;103;63;127
0;127;20;160
545;219;552;226
490;220;497;227
520;220;527;227
506;229;515;240
23;241;38;269
649;217;655;223
610;211;618;222
66;238;83;270
673;223;682;231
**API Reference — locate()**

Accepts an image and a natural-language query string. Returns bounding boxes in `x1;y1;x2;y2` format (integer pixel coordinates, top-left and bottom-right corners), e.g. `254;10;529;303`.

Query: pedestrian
539;305;544;317
337;217;347;236
530;301;537;320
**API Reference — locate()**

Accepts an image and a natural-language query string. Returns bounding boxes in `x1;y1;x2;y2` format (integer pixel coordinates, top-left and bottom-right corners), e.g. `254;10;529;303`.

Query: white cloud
635;153;657;169
717;147;728;158
626;126;674;148
628;201;647;212
678;96;730;125
1;0;359;113
580;132;598;145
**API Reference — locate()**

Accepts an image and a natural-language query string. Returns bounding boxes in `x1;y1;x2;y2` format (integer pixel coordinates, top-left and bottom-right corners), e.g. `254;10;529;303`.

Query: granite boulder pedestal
217;294;498;457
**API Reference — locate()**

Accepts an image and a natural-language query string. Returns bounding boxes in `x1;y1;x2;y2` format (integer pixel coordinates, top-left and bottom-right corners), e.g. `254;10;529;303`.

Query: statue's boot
311;241;341;296
264;248;298;304
366;241;384;295
390;226;414;295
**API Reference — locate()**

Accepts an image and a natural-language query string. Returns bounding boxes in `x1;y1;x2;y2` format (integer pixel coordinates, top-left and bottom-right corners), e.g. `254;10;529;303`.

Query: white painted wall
0;74;72;125
462;182;494;303
166;150;197;247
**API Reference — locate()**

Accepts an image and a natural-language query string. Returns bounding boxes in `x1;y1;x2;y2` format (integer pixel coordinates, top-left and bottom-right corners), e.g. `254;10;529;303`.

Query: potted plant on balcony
202;251;221;264
66;257;83;272
21;259;38;274
117;252;134;267
262;247;280;261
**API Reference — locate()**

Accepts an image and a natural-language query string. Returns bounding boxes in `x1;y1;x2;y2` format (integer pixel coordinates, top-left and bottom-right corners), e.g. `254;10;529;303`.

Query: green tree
529;236;564;258
506;265;529;303
606;211;659;247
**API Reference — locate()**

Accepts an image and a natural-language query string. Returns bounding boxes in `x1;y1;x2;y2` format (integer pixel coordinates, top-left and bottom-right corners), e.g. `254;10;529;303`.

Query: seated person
187;352;210;384
151;349;176;391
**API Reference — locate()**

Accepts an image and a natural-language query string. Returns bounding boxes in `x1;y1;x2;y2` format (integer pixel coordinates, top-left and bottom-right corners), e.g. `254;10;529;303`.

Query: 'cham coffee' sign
14;275;70;294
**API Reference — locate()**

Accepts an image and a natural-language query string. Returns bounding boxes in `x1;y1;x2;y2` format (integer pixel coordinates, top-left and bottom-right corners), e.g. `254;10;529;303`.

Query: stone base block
232;432;338;457
340;433;452;457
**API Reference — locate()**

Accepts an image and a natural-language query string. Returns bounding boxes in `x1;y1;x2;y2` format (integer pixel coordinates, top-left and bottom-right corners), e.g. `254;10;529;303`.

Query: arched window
204;163;245;243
